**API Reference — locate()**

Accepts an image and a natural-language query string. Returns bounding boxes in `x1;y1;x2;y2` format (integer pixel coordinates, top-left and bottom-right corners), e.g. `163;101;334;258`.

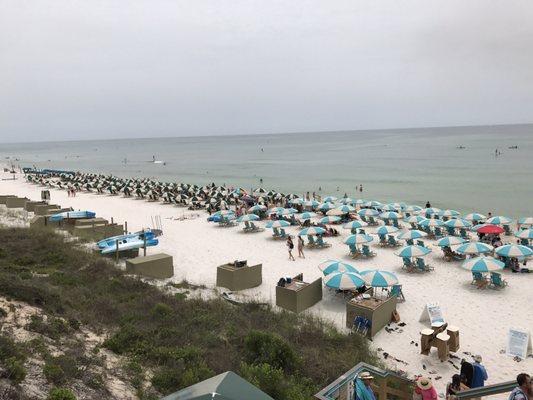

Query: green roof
160;371;275;400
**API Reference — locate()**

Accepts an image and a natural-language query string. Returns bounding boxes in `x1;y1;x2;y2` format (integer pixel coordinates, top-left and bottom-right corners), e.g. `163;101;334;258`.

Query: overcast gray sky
1;0;533;142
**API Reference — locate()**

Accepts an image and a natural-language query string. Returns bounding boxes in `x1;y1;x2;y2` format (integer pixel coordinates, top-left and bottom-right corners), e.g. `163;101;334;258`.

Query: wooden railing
315;362;412;400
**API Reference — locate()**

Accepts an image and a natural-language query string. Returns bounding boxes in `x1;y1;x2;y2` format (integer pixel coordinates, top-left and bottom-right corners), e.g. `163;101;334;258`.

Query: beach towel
354;378;376;400
471;363;488;388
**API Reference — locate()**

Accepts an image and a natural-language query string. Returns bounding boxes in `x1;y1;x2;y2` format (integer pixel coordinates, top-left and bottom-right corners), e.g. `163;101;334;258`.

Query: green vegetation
47;387;77;400
0;335;27;384
0;227;379;398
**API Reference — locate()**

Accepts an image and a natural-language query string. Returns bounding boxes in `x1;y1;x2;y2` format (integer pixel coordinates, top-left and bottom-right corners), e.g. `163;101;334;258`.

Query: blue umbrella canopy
335;204;356;214
213;210;235;217
323;196;338;203
289;197;305;205
278;208;298;215
486;216;512;225
405;205;423;213
298;227;326;236
358;209;379;217
462;256;504;272
397;230;427;240
297;212;317;220
360;270;399;287
265;220;290;228
304;200;320;208
395;245;432;258
267;207;285;215
318;260;359;275
495;244;533;258
436;236;466;247
464;213;487;222
421;207;441;215
318;202;336;211
518;217;533;226
344;234;373;245
339;197;356;205
455;242;493;255
515;229;533;239
323;272;366;290
444;218;472;228
237;214;260;222
248;204;267;213
404;215;427;224
364;200;383;209
319;216;341;224
379;211;401;220
419;218;444;227
343;220;368;230
439;209;460;218
376;225;399;235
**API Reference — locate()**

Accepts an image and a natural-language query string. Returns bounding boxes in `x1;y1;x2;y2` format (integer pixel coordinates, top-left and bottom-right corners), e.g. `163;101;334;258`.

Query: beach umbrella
396;245;432;258
323;196;338;203
455;242;493;255
297;212;317;220
379;211;401;220
476;224;504;234
298;227;326;236
486;216;512;225
515;229;533;239
318;260;359;275
248;204;266;213
495;244;533;258
419;218;444;227
462;256;504;273
518;217;533;226
335;204;356;214
444;218;472;228
397;230;427;240
436;236;466;247
326;208;345;216
405;205;423;213
279;208;298;215
440;209;460;218
339;197;356;205
319;216;341;224
387;202;406;210
344;234;373;245
421;207;441;216
304;199;320;208
404;215;427;224
289;197;305;205
253;187;267;194
323;272;366;290
318;202;336;211
265;220;291;228
381;204;397;212
364;200;383;209
358;209;379;217
343;220;368;230
267;207;285;215
237;214;260;222
360;270;399;287
376;226;399;235
213;210;234;217
353;199;366;205
464;213;487;222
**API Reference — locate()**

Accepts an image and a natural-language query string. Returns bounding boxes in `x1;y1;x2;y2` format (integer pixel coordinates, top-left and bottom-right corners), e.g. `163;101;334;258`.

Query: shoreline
1;170;532;396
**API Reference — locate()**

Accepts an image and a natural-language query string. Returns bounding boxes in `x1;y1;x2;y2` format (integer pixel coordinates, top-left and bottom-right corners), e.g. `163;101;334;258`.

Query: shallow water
2;125;532;218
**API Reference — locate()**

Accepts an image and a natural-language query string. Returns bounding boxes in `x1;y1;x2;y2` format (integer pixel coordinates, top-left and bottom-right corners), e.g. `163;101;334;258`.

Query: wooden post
124;221;128;234
111;217;114;224
143;235;147;257
115;239;119;262
378;377;388;400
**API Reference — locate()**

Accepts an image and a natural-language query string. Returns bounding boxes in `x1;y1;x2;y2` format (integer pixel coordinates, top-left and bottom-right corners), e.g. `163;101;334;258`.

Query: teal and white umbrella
319;216;341;224
290;197;305;205
381;204;397;212
353;199;366;205
444;218;472;228
343;220;368;230
323;196;338;203
344;234;373;245
376;225;399;235
465;213;486;222
297;212;317;220
515;229;533;239
360;270;399;287
386;202;406;211
298;227;326;236
462;256;504;272
335;204;356;214
358;209;379;217
379;211;401;220
495;244;533;258
419;218;444;227
265;220;290;228
436;236;466;247
396;245;432;258
323;272;366;290
214;210;235;217
319;260;359;275
279;207;298;215
339;197;356;205
364;200;383;209
248;204;266;213
304;199;320;208
397;230;427;240
405;205;423;213
318;202;336;211
440;209;460;218
405;215;427;224
268;207;285;215
486;216;512;225
455;242;493;255
518;217;533;226
421;207;441;215
237;214;259;222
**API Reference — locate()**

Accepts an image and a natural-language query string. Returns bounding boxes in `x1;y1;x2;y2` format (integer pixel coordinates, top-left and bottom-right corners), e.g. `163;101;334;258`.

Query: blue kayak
49;210;96;222
97;230;155;249
100;237;159;254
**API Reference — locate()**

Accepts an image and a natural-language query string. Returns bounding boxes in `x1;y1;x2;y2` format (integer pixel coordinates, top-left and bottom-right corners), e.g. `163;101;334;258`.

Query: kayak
100;237;158;254
97;230;155;249
49;210;96;222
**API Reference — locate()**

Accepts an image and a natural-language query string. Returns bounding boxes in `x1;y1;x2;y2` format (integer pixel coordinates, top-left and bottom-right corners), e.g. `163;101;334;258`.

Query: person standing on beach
359;184;363;192
287;237;295;261
297;236;305;258
471;355;488;389
508;373;530;400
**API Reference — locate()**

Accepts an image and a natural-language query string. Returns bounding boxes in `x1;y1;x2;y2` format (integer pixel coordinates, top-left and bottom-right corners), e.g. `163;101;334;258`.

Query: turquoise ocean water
2;125;532;218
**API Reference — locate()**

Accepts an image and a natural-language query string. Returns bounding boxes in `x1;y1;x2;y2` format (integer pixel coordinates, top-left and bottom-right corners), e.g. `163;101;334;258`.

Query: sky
1;0;533;142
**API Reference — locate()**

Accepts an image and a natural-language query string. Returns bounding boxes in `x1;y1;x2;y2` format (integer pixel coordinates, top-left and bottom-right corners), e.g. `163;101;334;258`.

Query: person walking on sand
297;236;305;258
287;237;295;261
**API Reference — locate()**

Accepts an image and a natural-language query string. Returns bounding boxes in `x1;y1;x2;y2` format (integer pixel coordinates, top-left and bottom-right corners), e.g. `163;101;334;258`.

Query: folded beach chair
378;234;387;246
362;244;376;258
387;235;400;247
490;272;508;289
389;284;405;302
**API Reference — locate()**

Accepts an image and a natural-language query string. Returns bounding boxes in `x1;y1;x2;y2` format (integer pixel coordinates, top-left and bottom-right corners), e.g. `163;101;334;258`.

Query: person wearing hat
471;355;488;389
354;371;376;400
414;376;438;400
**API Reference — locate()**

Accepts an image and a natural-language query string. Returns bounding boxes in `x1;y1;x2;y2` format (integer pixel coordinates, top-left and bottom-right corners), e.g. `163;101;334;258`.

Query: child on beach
287;237;295;261
297;236;305;258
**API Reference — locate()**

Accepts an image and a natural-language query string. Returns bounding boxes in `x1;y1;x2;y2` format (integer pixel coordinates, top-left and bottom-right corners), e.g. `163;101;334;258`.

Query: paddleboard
48;210;96;222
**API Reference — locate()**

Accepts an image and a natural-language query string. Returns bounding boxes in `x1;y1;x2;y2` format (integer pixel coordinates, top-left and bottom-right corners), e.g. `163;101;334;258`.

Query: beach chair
409;222;417;230
359;228;366;234
279;229;287;239
308;235;316;247
243;221;251;231
490;272;508;289
378;234;387;246
349;243;359;258
249;222;264;232
406;239;414;246
387;235;400;247
393;219;401;229
389;284;405;302
383;218;390;226
519;238;529;246
471;272;488;289
272;227;280;237
352;316;365;333
368;216;377;226
459;228;469;240
362;244;376;258
416;258;432;272
316;236;331;248
503;225;512;236
416;240;425;247
402;257;415;272
446;226;455;236
434;227;443;238
360;216;368;223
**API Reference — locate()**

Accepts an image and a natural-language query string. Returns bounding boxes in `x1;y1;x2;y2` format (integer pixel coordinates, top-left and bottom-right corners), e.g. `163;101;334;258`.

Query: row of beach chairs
349;244;376;259
403;257;433;273
471;271;508;289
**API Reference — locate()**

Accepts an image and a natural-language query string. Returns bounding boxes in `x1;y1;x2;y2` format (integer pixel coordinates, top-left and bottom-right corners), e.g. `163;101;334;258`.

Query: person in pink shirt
414;377;438;400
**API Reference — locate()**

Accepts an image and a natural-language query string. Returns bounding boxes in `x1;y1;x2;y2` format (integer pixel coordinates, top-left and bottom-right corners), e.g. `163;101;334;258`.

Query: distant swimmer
359;184;363;192
259;178;263;184
261;148;264;152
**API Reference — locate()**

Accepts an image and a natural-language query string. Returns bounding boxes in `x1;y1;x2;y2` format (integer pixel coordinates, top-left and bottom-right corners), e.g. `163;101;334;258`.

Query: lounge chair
378;234;387;246
387;235;400;247
316;236;331;248
416;258;432;272
446;226;455;236
490;272;508;289
349;244;360;258
459;228;469;240
362;244;376;258
471;272;489;289
272;227;280;237
389;284;405;302
402;257;415;272
393;219;401;229
308;235;316;247
416;240;425;247
503;225;512;235
434;227;443;238
406;239;414;246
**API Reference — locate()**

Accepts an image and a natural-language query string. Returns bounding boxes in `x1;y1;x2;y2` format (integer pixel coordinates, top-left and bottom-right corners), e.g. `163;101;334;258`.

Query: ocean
2;125;532;218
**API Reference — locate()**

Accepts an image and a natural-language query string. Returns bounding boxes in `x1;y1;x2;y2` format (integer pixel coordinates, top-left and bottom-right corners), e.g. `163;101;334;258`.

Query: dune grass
0;227;379;399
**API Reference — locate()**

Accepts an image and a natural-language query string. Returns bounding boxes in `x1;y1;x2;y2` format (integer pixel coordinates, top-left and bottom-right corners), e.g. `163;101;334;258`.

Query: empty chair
378;234;387;246
459;228;469;240
349;243;359;257
316;236;331;248
272;227;280;237
471;271;488;289
308;235;316;246
503;225;512;235
387;235;399;247
416;257;432;272
368;216;377;225
416;240;425;247
362;244;376;257
403;257;414;271
434;227;443;238
446;226;455;236
279;228;287;238
490;272;508;289
406;238;414;245
389;284;405;302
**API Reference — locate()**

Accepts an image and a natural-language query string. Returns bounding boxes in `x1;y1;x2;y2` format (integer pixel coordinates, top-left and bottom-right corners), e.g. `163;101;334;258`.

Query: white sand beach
1;171;531;397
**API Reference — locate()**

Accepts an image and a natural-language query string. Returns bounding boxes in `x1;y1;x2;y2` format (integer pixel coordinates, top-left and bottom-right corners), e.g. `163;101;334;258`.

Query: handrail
455;380;517;399
314;362;412;400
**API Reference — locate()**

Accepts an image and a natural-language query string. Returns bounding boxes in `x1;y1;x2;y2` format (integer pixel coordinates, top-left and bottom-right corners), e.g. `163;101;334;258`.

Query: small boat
97;230;155;249
48;210;95;222
100;236;159;254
